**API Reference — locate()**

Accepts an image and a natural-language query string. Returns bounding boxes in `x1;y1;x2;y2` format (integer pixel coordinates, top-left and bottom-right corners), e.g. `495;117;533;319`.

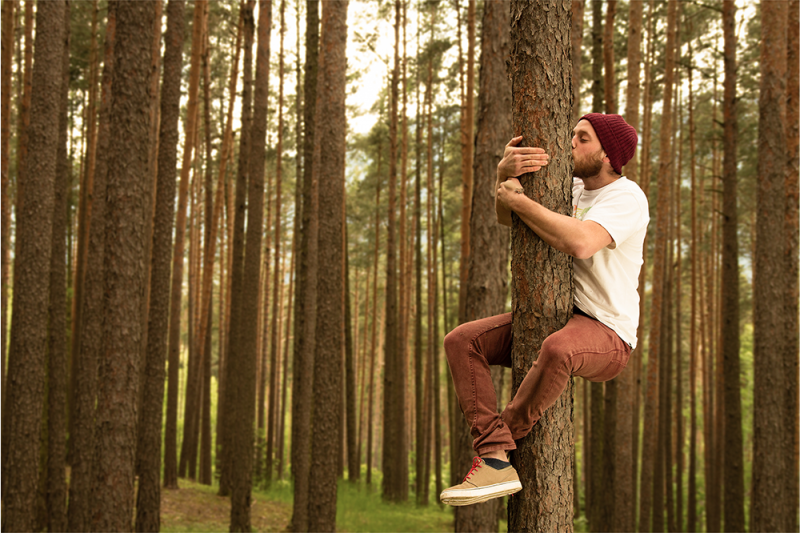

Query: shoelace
463;456;483;482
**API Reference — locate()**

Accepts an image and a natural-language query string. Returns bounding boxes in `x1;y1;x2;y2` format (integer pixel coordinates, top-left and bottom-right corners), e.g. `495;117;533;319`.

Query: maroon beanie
579;113;638;175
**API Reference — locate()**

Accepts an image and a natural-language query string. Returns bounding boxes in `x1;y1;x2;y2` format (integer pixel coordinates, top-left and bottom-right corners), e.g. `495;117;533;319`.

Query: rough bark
720;3;745;530
290;0;318;528
45;5;71;530
784;4;800;533
134;0;185;528
752;1;790;531
307;1;348;529
507;2;574;531
90;2;155;530
454;0;511;529
67;4;116;528
0;2;64;530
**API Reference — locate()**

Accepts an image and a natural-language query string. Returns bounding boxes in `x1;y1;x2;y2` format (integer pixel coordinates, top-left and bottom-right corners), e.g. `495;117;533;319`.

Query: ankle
480;450;508;462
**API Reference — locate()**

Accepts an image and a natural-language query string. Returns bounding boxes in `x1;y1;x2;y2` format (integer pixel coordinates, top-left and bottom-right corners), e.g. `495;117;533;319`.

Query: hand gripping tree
507;1;574;530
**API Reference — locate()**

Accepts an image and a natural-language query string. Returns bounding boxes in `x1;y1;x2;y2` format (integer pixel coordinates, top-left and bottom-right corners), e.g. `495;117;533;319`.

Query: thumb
507;135;523;147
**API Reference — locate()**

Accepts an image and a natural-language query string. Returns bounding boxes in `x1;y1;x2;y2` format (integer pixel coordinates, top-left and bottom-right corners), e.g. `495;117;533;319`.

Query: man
440;113;648;506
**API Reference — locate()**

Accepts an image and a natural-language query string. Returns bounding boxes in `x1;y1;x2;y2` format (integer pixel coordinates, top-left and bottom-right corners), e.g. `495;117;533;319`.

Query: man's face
571;119;606;179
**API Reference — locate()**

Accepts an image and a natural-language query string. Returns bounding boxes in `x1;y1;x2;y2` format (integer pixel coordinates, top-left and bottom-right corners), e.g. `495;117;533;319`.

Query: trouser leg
443;313;515;455
500;314;631;441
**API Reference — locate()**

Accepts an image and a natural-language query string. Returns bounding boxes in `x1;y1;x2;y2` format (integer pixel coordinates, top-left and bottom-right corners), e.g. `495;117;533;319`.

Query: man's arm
496;177;612;259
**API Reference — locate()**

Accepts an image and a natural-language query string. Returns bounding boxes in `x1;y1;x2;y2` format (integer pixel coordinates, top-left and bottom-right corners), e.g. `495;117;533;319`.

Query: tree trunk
307;1;348;529
640;3;677;531
134;0;185;528
0;0;16;398
267;0;283;485
382;0;408;504
89;2;155;530
367;151;382;488
602;0;616;114
290;0;318;528
752;1;790;530
45;5;71;530
457;0;475;326
164;0;205;489
1;2;64;530
228;0;270;526
720;3;745;530
67;5;116;527
345;233;359;482
590;0;603;113
784;4;800;532
507;2;574;530
571;0;584;122
454;0;511;529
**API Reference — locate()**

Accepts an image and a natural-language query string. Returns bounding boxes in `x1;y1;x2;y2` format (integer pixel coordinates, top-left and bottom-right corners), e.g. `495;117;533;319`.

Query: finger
507;136;523;147
514;147;546;154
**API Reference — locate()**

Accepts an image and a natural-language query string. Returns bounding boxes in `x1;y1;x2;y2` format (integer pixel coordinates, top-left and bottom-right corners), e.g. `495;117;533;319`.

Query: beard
573;149;604;179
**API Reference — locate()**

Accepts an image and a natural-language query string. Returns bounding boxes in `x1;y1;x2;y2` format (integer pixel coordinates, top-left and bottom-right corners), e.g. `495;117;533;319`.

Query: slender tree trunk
752;1;790;530
228;0;271;527
455;1;510;528
507;2;574;530
289;0;318;527
164;0;205;489
590;0;603;113
135;0;185;528
67;5;115;527
720;3;744;530
307;1;348;528
571;0;584;123
382;0;408;504
367;170;381;487
345;232;359;482
602;0;616;114
1;3;64;530
90;2;155;530
45;6;71;531
267;0;284;485
457;0;475;326
0;0;16;397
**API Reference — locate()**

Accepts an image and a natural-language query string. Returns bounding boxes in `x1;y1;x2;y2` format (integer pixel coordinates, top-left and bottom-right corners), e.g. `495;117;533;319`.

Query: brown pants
444;311;631;454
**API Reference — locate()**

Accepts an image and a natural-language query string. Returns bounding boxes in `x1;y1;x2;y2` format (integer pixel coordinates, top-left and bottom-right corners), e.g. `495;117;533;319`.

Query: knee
444;325;470;365
538;336;570;370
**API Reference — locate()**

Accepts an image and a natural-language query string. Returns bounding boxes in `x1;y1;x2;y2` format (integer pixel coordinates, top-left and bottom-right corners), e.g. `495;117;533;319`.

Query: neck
582;172;620;190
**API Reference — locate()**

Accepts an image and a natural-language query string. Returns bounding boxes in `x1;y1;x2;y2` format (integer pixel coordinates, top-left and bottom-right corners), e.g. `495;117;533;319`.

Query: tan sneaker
440;456;522;506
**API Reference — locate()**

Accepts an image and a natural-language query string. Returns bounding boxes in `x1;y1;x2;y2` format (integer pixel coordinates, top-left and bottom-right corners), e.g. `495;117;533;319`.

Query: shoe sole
439;480;522;506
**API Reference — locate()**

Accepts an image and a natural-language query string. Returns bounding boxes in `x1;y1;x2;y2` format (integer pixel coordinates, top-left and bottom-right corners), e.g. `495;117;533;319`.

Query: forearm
508;195;610;259
495;175;513;227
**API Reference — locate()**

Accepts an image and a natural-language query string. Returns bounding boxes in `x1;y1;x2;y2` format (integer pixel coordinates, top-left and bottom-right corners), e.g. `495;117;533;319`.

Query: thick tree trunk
134;0;185;529
90;2;155;530
67;5;116;528
720;3;745;530
289;0;318;528
454;0;511;529
307;1;348;529
752;1;790;530
46;6;71;531
507;2;574;531
784;4;800;532
0;2;64;530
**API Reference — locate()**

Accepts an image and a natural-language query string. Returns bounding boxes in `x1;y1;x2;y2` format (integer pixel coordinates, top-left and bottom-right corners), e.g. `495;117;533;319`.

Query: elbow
569;242;596;260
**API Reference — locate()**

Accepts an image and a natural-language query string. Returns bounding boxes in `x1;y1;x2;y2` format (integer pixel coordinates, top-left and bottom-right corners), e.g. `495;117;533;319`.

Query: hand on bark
497;136;549;181
496;177;525;212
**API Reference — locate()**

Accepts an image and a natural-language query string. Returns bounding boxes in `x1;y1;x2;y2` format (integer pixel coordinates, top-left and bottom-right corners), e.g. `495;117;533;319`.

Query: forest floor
160;477;455;532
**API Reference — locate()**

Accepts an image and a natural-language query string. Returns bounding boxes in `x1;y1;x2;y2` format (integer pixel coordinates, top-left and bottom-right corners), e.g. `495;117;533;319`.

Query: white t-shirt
571;177;649;349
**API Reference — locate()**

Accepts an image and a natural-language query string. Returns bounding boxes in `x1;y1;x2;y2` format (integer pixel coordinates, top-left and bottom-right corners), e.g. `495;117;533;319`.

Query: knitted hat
579;113;638;175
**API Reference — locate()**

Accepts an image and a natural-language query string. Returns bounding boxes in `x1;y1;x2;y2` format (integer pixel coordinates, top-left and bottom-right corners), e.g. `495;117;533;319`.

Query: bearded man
440;113;648;506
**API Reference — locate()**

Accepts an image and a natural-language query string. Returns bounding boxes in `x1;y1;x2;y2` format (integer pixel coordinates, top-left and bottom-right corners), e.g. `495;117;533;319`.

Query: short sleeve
582;187;649;248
